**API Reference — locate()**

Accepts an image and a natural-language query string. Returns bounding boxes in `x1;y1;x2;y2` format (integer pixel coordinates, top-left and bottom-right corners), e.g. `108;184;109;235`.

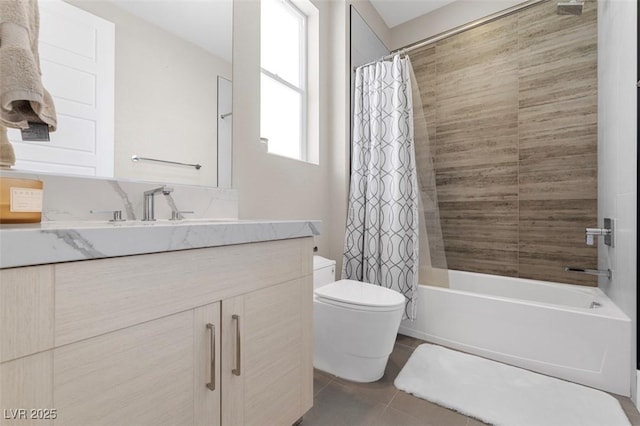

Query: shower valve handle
585;234;594;246
585;219;614;247
584;228;607;245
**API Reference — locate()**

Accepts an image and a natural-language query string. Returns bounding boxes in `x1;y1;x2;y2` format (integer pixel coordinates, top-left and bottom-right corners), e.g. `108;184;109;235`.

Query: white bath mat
394;343;630;426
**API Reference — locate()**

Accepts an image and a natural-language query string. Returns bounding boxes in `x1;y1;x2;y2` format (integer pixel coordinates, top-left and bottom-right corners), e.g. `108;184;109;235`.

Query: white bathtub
399;270;632;395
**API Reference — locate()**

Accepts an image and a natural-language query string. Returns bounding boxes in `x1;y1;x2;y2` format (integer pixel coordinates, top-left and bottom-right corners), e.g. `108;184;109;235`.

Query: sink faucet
142;185;173;221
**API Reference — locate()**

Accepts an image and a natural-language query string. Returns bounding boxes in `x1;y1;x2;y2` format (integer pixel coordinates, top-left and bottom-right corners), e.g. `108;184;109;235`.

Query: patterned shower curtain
342;54;419;320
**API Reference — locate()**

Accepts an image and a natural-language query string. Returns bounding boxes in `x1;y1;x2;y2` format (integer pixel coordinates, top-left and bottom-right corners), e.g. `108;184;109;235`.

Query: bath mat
394;343;630;426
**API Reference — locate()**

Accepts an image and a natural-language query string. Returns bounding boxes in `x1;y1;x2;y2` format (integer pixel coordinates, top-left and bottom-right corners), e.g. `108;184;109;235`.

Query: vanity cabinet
0;237;313;426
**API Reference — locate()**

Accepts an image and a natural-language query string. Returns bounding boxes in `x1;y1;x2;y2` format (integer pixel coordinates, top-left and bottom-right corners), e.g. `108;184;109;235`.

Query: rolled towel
0;0;57;131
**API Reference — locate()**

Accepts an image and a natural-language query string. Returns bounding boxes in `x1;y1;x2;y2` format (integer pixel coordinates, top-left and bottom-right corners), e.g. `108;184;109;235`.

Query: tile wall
410;0;598;285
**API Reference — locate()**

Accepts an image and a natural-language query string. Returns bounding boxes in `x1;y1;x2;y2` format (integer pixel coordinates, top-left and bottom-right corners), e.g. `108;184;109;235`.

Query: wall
390;0;529;50
331;0;391;273
233;0;336;259
597;0;638;401
232;0;391;272
0;169;238;222
350;7;389;68
68;1;232;187
409;0;598;286
324;1;350;273
350;0;392;49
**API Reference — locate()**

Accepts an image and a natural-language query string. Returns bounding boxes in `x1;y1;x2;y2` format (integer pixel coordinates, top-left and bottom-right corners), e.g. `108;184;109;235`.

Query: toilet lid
314;279;405;309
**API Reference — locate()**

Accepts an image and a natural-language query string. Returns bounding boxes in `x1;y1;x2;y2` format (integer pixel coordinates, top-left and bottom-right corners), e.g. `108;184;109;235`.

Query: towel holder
131;155;202;170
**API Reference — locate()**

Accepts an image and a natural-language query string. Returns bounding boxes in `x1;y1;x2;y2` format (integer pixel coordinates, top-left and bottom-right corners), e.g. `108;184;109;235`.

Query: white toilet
313;256;405;383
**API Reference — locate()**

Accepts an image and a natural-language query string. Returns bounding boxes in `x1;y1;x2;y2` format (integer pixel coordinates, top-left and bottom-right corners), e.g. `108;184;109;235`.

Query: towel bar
131;155;201;170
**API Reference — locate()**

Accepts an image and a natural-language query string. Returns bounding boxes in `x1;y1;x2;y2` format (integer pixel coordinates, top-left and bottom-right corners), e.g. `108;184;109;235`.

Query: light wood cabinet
54;311;197;426
0;238;313;426
222;278;313;426
0;352;53;426
0;266;54;363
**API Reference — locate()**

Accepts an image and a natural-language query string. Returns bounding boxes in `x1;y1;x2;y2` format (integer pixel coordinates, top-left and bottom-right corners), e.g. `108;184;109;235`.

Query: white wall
324;1;351;269
232;0;342;259
350;0;392;49
67;1;232;187
231;0;391;270
351;7;389;67
597;0;638;401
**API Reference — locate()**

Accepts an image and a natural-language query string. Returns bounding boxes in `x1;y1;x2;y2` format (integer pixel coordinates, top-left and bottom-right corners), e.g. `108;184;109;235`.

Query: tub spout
563;266;612;280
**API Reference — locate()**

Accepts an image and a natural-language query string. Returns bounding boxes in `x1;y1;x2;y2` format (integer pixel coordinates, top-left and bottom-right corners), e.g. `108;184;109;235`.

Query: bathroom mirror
7;0;232;188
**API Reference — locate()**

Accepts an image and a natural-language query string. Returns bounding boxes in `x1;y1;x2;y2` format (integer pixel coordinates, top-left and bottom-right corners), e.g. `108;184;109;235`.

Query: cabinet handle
206;323;216;391
232;314;241;376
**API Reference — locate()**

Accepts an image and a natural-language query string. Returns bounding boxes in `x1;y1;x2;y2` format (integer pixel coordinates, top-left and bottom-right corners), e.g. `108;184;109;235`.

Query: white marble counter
0;219;321;268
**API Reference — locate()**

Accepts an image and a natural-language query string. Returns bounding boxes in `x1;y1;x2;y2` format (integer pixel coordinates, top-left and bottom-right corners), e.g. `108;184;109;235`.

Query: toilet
313;256;405;382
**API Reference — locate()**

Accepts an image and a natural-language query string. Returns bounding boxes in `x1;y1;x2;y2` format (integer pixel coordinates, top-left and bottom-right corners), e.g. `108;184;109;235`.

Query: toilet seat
314;279;405;312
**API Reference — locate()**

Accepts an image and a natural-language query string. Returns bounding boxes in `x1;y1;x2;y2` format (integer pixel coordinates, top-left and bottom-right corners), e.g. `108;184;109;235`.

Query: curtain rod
353;0;547;71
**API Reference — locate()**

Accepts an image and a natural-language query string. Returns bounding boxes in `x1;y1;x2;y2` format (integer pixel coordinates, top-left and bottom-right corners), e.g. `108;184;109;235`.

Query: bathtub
399;270;631;395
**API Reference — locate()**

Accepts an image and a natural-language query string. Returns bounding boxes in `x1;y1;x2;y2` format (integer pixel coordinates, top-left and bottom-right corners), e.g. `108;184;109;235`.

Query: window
261;0;308;161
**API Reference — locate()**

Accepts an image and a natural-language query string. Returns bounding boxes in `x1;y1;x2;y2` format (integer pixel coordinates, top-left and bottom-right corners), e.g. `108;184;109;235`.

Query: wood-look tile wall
410;0;597;286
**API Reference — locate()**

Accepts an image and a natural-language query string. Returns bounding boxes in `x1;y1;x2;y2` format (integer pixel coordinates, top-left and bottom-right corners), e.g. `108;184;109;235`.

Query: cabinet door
195;303;221;426
53;311;196;426
1;305;221;426
0;265;54;362
0;352;54;426
222;277;313;426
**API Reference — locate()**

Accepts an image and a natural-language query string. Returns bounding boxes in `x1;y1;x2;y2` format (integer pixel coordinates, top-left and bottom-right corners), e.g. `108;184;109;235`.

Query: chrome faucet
142;185;174;221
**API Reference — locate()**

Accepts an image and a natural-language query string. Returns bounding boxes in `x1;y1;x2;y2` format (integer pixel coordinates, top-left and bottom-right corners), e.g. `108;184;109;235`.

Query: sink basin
122;218;240;227
160;218;239;224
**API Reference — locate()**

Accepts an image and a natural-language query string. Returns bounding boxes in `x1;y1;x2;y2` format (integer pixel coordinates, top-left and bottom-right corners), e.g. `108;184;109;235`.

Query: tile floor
303;334;640;426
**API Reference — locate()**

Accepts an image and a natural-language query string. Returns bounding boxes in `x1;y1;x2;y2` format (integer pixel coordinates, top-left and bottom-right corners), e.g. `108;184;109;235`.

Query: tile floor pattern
303;335;640;426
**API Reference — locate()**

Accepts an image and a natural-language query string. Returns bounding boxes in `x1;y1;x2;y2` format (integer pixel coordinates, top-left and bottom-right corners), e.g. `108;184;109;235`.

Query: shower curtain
342;54;419;320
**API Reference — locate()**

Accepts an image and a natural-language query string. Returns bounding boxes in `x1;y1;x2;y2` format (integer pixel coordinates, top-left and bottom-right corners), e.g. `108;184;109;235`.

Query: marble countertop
0;219;321;268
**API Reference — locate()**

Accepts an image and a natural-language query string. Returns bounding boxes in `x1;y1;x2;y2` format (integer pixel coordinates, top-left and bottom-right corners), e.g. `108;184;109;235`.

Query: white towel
0;0;57;131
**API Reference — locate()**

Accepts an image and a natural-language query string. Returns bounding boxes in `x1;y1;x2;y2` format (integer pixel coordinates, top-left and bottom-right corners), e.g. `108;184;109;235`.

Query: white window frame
261;0;308;161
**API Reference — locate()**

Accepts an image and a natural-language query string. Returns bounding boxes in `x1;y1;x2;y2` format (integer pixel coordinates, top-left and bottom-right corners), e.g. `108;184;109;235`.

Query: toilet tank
313;256;336;290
